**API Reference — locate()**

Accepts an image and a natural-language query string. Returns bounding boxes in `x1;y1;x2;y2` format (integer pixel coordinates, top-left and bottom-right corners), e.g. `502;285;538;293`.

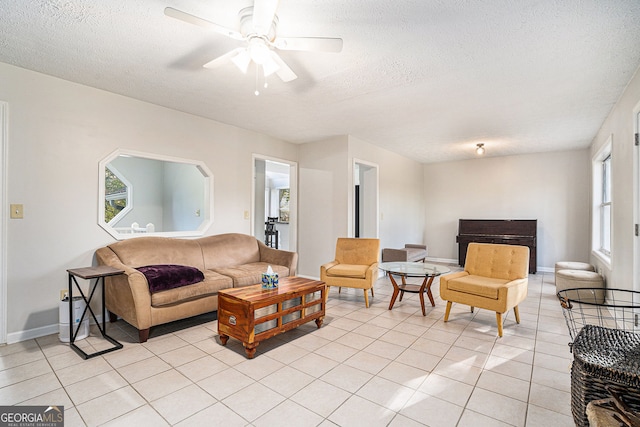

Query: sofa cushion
447;275;510;299
325;264;368;279
199;233;261;270
150;270;233;307
212;262;290;287
136;264;205;293
108;237;206;270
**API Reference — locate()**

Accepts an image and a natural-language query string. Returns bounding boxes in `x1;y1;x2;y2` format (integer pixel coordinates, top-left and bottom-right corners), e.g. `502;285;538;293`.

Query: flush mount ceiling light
476;143;485;155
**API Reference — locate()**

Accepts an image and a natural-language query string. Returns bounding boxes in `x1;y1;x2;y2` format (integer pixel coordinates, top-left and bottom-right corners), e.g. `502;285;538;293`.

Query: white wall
589;67;640;290
1;62;298;341
297;135;426;278
423;150;591;270
348;136;426;250
298;136;349;277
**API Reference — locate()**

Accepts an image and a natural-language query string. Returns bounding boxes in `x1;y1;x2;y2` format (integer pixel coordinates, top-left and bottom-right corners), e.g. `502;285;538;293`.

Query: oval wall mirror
98;149;213;240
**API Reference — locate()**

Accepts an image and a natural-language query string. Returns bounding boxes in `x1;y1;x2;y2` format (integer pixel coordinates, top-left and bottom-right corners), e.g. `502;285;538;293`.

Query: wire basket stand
557;287;640;350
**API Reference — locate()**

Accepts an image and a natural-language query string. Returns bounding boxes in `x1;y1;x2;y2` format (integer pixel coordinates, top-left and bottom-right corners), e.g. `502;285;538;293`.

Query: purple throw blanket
135;264;204;293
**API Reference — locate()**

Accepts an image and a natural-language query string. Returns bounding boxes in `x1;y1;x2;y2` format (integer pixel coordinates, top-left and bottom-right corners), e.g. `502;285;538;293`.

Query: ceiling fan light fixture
248;38;271;64
476;143;485;155
231;49;251;74
262;57;280;76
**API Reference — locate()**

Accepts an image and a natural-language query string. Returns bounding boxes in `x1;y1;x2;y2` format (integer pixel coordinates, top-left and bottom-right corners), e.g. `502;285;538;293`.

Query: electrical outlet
244;210;250;220
10;204;23;219
60;289;68;300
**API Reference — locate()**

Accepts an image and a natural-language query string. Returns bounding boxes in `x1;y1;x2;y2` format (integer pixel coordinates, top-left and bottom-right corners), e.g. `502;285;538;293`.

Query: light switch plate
10;204;23;219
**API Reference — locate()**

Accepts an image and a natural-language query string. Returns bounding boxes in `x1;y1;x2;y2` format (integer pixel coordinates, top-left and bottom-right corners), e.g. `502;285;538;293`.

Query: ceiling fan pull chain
255;64;260;96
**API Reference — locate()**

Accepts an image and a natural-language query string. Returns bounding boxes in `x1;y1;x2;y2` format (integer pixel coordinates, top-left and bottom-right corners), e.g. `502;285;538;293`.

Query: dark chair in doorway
265;217;279;249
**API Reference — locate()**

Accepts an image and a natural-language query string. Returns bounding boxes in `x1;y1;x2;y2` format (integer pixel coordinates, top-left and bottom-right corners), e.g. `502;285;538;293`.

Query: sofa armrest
258;243;298;276
381;248;409;262
95;247;153;329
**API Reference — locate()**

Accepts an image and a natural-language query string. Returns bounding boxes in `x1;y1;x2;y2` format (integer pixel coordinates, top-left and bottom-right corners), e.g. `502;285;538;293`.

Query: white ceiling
2;0;640;163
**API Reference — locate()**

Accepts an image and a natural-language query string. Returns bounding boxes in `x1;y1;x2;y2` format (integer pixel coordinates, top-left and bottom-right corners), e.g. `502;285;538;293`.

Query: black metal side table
67;265;124;359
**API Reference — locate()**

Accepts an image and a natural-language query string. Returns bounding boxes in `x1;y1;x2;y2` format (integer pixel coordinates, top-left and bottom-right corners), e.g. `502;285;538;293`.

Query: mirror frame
98;148;214;240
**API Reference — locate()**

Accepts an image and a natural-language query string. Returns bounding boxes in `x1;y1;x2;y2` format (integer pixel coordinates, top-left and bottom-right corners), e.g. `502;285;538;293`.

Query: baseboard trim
6;315;103;344
7;324;59;344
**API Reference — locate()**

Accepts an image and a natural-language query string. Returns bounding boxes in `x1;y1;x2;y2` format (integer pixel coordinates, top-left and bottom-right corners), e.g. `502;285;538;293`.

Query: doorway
635;106;640;294
353;160;379;238
252;155;297;251
0;102;7;344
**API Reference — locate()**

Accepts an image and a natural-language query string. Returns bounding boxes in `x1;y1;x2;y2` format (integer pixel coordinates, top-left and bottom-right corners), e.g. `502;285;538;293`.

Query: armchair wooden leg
444;301;452;322
496;312;503;337
338;287;342;294
470;307;474;313
370;287;374;297
514;306;521;324
325;286;331;304
363;289;370;308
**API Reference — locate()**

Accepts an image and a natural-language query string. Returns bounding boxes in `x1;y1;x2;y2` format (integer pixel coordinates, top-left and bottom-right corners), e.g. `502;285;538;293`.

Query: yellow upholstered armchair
321;238;380;308
440;243;529;337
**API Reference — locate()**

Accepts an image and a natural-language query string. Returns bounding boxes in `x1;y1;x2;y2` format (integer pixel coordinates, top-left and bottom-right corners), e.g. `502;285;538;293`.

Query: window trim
592;135;612;267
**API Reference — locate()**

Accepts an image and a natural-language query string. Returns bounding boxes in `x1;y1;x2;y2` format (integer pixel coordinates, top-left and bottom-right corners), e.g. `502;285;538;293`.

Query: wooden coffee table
217;276;326;359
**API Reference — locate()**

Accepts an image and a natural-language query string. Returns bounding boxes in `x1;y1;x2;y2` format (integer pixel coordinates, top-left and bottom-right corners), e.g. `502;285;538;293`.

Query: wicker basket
571;325;640;427
557;288;640;348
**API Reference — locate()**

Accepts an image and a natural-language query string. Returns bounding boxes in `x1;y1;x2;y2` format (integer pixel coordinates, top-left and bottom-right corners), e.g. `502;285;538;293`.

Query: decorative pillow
135;264;204;293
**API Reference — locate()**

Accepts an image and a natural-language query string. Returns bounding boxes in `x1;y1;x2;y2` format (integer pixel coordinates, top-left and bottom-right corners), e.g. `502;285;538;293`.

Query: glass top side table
379;262;451;316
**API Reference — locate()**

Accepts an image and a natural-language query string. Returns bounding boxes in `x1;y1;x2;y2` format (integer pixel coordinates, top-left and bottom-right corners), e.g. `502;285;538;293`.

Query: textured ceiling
2;0;640;163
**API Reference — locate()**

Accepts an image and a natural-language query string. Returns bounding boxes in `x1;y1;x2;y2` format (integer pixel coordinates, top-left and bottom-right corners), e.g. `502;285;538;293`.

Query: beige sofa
96;233;297;342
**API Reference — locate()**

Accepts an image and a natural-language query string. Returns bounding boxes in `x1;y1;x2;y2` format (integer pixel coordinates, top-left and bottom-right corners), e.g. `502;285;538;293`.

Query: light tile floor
0;267;576;426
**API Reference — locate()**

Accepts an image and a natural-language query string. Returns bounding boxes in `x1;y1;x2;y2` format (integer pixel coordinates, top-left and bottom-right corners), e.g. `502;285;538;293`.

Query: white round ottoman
555;269;604;304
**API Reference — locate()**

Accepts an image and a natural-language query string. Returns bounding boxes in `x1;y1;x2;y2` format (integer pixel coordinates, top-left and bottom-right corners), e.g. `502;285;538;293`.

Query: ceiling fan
164;0;343;84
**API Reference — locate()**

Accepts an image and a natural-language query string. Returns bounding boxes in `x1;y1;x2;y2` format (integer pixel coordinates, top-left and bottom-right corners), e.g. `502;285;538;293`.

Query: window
600;154;612;255
592;136;612;264
104;165;132;224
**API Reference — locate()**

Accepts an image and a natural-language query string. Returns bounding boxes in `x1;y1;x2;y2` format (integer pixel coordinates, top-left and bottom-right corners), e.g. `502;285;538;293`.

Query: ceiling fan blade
252;0;279;34
203;48;246;70
274;37;343;53
269;51;297;82
164;7;244;41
